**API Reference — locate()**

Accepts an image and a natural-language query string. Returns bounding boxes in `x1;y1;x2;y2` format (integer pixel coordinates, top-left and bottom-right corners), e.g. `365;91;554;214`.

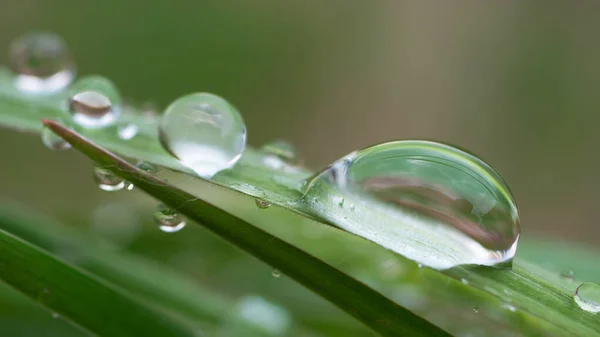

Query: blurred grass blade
0;228;197;337
43;119;451;337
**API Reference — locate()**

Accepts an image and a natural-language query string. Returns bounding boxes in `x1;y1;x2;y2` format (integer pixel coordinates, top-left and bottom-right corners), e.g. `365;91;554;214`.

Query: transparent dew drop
303;140;520;270
158;93;246;178
560;270;575;280
41;118;71;150
93;165;125;192
69;91;118;129
154;203;186;233
69;76;121;107
271;269;281;278
136;161;157;173
51;312;60;319
255;199;272;209
8;32;75;94
261;140;297;169
574;282;600;313
473;307;479;314
117;123;138;140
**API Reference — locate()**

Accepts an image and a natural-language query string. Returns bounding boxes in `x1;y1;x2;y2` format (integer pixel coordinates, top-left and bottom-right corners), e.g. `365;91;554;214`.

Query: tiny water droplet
70;91;118;128
154;203;186;233
417;263;423;269
93;165;125;191
136;161;157;173
255;199;271;209
9;32;75;94
51;312;60;319
117;123;138;140
271;269;281;278
473;307;479;314
560;270;575;280
159;93;246;178
503;289;512;295
261;140;297;169
303;140;520;270
461;278;469;285
503;304;516;312
574;282;600;313
41;118;71;150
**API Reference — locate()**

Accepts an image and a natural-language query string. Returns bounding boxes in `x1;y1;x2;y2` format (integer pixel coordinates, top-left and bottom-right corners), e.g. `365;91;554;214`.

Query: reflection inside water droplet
9;32;75;94
255;199;272;209
154;203;186;233
303;140;520;270
159;93;246;178
574;282;600;313
93;165;125;191
70;91;118;129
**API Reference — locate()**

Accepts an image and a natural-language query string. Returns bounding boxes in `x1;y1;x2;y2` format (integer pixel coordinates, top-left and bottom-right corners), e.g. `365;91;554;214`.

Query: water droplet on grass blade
9;32;75;94
255;199;271;209
154;203;186;233
117;123;138;140
69;75;121;107
261;140;297;169
93;165;125;191
159;93;246;178
560;270;575;280
136;161;157;173
574;282;600;313
303;140;520;270
271;269;281;278
69;91;118;129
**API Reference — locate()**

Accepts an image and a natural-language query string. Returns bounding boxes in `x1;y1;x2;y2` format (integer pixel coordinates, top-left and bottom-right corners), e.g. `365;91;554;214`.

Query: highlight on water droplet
158;93;246;178
271;269;281;278
93;164;125;191
8;32;75;94
154;203;186;233
69;91;118;129
41;118;71;150
117;123;138;140
261;140;297;169
574;282;600;313
303;140;520;270
255;199;272;209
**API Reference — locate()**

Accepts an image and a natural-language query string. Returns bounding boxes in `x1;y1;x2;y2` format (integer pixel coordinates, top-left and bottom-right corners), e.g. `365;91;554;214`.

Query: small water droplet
51;312;60;319
41;118;71;150
154;203;186;233
574;282;600;313
503;289;512;295
255;199;272;209
461;278;469;285
473;307;479;314
159;93;246;178
9;32;75;94
271;269;281;278
69;75;121;107
560;270;575;280
261;140;297;169
117;123;138;140
503;304;516;312
136;161;157;173
69;91;118;129
303;140;520;270
93;165;125;191
417;263;423;269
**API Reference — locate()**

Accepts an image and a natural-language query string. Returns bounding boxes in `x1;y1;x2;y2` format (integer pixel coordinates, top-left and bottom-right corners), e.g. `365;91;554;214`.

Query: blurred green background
0;1;599;336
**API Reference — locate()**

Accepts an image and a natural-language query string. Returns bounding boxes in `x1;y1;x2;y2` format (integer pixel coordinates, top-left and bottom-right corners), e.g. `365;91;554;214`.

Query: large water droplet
8;32;75;94
69;91;118;129
93;165;125;191
574;282;600;313
303;140;520;270
158;93;246;178
154;203;186;233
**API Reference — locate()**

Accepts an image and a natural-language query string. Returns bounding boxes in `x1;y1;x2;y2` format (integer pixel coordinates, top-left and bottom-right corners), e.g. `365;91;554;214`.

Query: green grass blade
0;227;197;337
43;119;451;337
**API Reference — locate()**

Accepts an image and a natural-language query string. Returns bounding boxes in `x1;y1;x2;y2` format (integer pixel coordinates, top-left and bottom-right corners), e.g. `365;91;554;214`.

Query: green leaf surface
0;227;197;337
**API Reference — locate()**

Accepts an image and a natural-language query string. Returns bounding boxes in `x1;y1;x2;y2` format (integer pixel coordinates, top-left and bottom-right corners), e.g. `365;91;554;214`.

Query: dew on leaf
303;140;520;270
574;282;600;313
93;165;125;192
154;203;186;233
159;93;246;178
9;32;75;94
